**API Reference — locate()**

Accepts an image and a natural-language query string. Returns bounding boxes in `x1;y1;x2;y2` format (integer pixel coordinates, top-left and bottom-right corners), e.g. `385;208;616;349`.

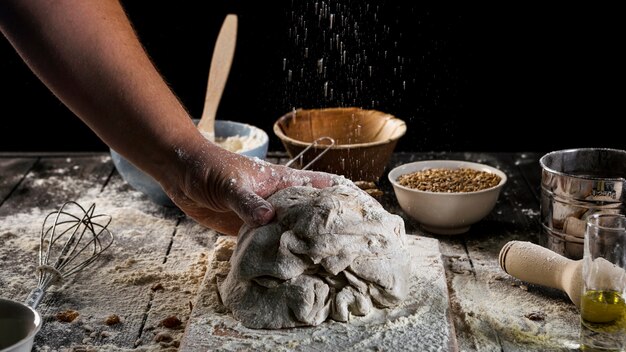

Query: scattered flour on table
449;269;581;351
1;169;216;351
181;234;454;351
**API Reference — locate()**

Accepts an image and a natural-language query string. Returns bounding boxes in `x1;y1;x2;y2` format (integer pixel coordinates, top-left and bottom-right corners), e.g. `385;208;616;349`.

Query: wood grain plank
514;152;544;203
0;155;188;350
0;155;114;216
0;157;37;204
0;152;583;351
180;235;456;352
378;152;580;351
0;155;121;349
0;155;116;304
460;153;579;351
381;152;505;351
134;217;218;349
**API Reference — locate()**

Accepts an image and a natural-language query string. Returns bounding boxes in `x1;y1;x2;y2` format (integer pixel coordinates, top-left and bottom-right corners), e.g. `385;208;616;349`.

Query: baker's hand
162;143;339;236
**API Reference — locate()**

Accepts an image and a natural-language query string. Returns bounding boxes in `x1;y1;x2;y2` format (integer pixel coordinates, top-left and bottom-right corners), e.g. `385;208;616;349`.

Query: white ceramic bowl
110;119;269;207
388;160;507;235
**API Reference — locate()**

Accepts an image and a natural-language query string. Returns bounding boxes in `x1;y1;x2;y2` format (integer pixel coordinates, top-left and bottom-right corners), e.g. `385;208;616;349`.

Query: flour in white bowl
201;128;267;154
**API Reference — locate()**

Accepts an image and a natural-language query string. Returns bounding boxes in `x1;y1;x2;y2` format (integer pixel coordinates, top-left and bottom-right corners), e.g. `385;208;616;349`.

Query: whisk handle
25;287;45;309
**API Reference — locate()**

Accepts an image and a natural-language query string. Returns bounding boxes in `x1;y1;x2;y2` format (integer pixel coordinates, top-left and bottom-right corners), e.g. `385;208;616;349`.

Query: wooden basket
273;107;406;181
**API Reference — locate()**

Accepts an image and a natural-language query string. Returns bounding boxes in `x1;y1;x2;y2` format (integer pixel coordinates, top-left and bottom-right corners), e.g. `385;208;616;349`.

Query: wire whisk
25;201;114;308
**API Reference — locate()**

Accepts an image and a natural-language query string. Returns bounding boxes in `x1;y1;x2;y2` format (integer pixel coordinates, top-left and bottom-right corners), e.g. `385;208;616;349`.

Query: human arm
0;0;337;235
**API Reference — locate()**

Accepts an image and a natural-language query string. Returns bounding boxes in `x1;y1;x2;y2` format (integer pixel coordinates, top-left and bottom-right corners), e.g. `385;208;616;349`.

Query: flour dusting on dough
218;183;411;329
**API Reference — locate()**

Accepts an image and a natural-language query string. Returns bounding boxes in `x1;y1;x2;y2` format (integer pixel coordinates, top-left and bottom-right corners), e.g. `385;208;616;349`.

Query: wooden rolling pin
499;240;584;308
499;240;626;309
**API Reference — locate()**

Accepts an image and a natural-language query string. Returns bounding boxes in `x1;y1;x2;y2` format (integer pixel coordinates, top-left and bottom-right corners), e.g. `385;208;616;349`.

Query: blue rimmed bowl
110;119;268;207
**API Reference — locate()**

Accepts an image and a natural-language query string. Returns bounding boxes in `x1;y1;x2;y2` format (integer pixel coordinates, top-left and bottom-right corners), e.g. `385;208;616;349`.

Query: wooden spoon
197;14;238;141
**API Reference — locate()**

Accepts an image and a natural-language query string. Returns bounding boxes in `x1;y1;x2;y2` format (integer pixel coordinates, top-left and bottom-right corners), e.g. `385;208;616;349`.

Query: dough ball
218;184;410;329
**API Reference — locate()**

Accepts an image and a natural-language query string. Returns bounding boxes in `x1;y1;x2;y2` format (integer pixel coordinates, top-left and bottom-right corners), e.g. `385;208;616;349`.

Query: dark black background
0;2;622;153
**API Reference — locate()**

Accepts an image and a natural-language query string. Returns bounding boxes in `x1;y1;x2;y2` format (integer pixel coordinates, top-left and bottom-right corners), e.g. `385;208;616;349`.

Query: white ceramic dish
110;119;269;207
388;160;507;235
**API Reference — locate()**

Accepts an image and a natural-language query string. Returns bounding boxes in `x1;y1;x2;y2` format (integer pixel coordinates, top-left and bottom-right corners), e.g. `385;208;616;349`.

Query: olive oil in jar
581;290;626;333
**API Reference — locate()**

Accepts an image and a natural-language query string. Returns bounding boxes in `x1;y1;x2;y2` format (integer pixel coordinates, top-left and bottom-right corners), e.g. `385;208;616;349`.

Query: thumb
227;188;275;227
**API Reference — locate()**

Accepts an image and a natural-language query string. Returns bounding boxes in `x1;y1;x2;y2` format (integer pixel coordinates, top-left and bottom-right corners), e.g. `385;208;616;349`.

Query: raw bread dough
218;183;410;329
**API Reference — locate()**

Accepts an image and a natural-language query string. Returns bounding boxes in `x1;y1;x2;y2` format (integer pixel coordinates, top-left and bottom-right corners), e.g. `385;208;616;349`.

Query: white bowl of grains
388;160;507;235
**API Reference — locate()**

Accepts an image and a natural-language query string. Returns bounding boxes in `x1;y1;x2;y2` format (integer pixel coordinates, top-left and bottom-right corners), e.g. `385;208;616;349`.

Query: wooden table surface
0;151;582;352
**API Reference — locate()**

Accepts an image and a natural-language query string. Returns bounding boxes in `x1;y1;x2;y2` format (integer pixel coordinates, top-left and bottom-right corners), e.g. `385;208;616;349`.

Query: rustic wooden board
0;155;214;350
456;153;577;351
0;155;115;216
0;152;582;351
380;152;580;351
136;217;218;349
0;156;116;304
180;235;456;352
0;157;37;204
513;152;544;202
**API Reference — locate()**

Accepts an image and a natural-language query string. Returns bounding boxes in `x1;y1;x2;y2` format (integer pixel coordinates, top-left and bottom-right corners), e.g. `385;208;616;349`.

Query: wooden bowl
273;107;406;181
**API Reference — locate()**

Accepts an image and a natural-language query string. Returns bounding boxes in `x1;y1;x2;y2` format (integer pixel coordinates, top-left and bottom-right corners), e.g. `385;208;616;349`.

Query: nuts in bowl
388;160;507;235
